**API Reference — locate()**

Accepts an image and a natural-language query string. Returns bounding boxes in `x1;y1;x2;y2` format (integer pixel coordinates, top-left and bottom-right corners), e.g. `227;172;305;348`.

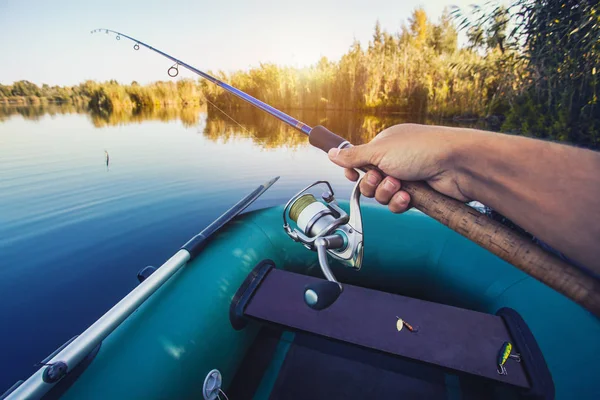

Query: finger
388;190;411;213
359;170;382;198
328;145;375;169
374;177;401;205
344;168;359;182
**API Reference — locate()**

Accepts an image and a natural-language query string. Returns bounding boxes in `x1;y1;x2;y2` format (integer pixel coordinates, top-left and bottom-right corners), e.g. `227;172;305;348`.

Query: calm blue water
0;108;363;391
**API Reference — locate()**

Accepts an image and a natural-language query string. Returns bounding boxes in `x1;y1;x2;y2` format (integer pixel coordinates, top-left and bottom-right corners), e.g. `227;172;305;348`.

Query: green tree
0;84;10;97
431;9;458;54
458;0;599;147
486;6;508;52
372;21;383;48
467;25;485;49
10;81;40;97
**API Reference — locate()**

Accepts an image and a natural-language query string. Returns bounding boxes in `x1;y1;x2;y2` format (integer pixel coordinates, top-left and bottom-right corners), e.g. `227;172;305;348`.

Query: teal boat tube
4;181;600;399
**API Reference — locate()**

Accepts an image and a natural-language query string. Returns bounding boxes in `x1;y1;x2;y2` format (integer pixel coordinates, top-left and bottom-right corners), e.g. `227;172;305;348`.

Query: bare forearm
452;129;600;272
328;123;600;271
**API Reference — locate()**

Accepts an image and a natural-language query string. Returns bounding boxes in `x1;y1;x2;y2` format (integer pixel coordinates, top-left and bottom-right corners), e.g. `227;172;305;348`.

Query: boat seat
230;260;554;399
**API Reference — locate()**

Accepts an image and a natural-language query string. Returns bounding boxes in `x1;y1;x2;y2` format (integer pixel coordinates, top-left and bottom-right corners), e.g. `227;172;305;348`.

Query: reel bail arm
283;181;364;310
304;235;345;310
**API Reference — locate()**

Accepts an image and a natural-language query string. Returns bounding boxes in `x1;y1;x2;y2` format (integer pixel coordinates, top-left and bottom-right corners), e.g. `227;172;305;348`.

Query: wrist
444;127;490;201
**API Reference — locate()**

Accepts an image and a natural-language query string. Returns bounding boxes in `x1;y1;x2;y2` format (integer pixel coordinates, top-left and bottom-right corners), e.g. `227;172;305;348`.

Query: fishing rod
92;29;600;317
91;29;311;135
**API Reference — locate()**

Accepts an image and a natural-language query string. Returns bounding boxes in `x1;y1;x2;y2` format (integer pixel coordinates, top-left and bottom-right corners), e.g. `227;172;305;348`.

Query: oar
94;29;600;317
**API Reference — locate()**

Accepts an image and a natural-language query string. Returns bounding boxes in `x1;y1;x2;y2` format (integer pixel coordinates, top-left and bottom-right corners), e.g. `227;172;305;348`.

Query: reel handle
309;125;600;318
304;281;342;310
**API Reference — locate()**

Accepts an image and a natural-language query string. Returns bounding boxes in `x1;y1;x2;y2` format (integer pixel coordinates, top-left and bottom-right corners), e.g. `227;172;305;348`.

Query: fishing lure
396;317;403;332
497;341;521;375
396;316;418;332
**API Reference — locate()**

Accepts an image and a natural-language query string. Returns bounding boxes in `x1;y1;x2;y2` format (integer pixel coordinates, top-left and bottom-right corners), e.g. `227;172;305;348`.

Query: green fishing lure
497;341;521;375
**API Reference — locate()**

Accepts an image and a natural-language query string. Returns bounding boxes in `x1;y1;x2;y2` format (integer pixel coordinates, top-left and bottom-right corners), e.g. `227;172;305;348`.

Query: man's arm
328;124;600;272
454;129;600;271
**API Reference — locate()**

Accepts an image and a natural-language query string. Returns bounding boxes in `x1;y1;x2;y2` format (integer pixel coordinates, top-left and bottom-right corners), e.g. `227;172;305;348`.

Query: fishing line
203;97;255;138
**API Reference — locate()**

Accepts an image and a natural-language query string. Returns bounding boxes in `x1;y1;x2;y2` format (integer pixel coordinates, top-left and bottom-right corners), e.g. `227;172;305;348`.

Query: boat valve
283;180;363;310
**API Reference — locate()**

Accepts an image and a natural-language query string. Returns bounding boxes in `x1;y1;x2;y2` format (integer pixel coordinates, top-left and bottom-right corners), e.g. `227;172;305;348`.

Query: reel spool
283;180;363;310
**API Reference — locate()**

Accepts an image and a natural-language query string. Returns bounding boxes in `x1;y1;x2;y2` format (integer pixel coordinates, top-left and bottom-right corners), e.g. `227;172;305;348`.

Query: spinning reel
283;180;363;310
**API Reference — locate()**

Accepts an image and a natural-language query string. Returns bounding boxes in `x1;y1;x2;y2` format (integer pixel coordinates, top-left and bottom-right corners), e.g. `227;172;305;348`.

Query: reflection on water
200;107;425;148
0;103;485;147
0;103;204;129
0;103;86;122
89;106;205;129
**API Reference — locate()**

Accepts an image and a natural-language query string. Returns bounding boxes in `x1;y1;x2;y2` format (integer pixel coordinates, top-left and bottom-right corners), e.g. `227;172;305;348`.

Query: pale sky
0;0;481;86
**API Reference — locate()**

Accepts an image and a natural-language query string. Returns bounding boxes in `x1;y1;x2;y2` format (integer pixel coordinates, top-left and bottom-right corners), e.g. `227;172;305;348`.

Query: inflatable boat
3;177;599;400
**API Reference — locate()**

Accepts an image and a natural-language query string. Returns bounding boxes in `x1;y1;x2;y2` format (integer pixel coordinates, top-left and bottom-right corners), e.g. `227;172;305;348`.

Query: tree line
0;8;511;117
201;8;506;117
1;2;598;148
0;80;203;115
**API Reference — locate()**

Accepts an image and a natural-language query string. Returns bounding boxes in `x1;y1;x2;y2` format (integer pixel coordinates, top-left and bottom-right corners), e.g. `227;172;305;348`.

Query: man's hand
328;124;470;213
328;123;600;271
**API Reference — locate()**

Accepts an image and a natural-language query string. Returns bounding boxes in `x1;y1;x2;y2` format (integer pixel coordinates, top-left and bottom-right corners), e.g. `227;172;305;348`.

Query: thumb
328;144;374;168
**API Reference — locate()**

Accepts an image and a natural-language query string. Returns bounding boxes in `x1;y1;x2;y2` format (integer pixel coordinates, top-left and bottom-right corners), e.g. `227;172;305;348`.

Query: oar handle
309;125;600;317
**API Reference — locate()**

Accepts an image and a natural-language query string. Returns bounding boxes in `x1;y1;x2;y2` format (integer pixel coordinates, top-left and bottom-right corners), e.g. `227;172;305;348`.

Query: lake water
0;104;476;391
